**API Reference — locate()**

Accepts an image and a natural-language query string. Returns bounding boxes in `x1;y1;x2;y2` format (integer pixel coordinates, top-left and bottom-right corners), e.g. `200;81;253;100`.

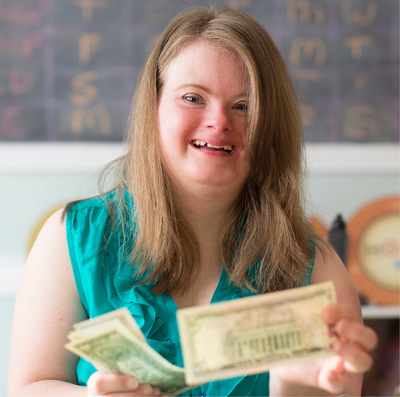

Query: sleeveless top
66;193;314;396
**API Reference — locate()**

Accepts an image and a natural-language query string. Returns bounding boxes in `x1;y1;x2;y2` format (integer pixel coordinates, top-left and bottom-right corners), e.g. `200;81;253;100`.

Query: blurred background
0;0;399;395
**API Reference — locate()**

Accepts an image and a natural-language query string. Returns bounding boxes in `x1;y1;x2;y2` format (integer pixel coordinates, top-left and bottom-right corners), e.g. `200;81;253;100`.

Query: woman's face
157;40;251;200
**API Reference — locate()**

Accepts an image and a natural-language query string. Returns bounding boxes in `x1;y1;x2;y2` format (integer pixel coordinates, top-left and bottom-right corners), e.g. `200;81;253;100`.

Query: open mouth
192;140;233;153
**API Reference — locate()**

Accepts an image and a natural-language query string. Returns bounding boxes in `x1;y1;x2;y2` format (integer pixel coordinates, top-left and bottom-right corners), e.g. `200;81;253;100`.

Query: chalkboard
0;0;398;142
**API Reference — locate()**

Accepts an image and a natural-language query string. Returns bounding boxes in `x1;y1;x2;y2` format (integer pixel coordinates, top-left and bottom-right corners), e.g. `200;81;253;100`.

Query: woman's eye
235;103;248;112
183;95;203;104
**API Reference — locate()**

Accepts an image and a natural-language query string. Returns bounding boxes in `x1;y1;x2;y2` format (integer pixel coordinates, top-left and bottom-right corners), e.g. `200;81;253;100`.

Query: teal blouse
66;193;314;396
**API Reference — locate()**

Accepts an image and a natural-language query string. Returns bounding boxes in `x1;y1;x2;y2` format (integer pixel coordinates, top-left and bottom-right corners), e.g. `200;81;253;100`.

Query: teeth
192;140;233;152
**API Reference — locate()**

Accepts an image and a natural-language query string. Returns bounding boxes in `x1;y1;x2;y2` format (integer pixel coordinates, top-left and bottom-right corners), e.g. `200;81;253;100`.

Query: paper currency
65;308;191;395
66;282;336;393
177;281;336;384
68;307;146;343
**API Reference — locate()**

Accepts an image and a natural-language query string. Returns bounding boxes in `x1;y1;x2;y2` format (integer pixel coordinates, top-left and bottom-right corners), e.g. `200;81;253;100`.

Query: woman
8;7;377;396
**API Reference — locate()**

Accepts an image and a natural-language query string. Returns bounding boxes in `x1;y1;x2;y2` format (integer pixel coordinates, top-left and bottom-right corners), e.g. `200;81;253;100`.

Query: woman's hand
270;303;378;395
87;372;168;397
323;304;378;372
317;303;378;392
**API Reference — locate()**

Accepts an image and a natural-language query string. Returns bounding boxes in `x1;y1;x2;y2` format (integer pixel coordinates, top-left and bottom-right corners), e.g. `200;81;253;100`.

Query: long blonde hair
111;6;316;294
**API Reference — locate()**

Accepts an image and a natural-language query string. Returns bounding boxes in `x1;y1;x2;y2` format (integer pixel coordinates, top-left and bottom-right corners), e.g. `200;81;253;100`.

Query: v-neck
164;266;228;314
155;266;230;368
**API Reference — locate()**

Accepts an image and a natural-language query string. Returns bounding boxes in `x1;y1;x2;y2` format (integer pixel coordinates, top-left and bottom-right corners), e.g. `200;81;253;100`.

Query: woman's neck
175;193;233;255
168;187;238;306
170;179;241;239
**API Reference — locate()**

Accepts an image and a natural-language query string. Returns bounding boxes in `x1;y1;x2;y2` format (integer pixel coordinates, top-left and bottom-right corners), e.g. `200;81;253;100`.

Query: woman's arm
269;243;378;396
8;209;167;397
8;209;88;396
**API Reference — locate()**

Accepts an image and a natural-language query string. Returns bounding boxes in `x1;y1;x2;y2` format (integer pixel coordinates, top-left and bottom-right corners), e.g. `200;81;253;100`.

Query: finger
133;383;156;396
321;304;354;324
335;318;378;351
132;384;169;396
87;372;139;395
317;355;347;394
331;340;373;373
318;368;346;394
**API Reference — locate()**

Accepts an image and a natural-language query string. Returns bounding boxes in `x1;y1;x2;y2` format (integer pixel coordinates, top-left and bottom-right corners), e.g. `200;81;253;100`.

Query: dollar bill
65;310;192;396
177;281;337;385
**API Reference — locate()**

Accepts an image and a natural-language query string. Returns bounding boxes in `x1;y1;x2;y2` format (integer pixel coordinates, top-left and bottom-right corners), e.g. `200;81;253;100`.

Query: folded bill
68;307;146;343
66;308;192;395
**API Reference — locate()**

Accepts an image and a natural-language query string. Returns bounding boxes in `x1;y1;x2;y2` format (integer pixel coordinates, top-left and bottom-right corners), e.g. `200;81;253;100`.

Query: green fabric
66;192;314;396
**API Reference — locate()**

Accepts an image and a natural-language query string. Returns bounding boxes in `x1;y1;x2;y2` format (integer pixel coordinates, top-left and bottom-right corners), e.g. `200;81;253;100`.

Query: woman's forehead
164;40;248;91
163;40;249;87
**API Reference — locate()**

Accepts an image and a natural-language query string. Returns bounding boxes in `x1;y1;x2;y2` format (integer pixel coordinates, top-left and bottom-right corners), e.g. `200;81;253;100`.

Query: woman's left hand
270;303;378;395
322;304;377;371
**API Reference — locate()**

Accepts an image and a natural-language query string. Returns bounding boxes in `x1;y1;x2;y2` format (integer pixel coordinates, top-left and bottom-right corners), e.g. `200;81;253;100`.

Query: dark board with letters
0;0;398;142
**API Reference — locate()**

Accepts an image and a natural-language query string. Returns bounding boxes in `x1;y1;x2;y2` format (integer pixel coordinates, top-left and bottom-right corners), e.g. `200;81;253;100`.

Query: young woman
8;7;377;397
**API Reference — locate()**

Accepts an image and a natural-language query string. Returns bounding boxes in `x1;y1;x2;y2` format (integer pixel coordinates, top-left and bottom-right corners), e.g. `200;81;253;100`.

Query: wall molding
0;143;398;174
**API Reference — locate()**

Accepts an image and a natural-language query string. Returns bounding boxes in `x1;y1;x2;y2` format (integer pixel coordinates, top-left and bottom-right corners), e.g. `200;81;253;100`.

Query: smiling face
157;40;251;201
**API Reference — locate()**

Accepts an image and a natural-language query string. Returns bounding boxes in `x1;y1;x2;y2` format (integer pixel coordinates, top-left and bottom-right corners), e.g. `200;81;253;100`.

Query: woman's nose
205;105;232;133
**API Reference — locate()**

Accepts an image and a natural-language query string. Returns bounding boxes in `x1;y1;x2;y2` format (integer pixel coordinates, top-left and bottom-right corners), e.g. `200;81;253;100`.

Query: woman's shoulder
22;207;77;303
65;193;118;247
65;190;127;227
35;207;68;245
65;190;135;262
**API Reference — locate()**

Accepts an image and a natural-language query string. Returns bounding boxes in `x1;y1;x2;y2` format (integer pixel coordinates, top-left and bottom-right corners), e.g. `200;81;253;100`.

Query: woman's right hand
87;372;168;397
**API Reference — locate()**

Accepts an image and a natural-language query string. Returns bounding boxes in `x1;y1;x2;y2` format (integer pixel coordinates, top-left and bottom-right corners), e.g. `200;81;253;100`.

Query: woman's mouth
192;140;233;153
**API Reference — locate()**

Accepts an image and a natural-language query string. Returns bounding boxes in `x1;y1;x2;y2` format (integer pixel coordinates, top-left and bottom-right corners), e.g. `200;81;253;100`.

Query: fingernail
328;324;339;341
143;384;153;395
328;324;337;337
126;378;138;389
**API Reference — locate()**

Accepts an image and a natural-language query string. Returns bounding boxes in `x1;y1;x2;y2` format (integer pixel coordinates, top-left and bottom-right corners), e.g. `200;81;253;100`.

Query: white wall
0;143;399;396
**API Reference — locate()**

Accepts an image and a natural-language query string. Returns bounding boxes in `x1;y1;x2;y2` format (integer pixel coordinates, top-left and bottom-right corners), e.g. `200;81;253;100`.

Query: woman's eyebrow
176;83;248;99
175;83;211;93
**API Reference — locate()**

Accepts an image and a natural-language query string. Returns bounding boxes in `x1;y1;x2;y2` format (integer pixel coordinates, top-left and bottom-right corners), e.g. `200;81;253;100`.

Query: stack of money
65;308;191;395
66;281;337;396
